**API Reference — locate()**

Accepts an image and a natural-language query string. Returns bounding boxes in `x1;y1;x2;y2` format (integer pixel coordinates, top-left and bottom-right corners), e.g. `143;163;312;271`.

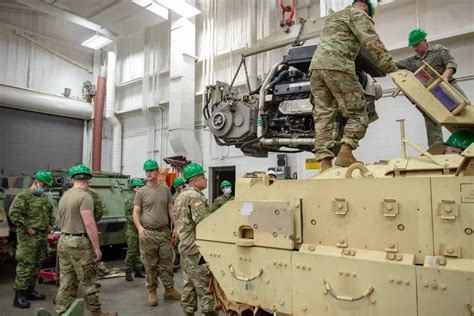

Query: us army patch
193;200;204;207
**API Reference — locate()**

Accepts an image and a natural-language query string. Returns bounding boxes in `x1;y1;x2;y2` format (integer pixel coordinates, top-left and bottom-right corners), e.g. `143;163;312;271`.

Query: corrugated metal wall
0;106;83;176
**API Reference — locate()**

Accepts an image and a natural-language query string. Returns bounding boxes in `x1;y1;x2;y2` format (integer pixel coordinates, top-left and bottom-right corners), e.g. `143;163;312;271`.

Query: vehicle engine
204;45;384;157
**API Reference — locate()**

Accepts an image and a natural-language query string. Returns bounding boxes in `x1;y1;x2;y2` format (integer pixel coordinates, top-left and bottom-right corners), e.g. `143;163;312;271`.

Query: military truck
200;45;473;315
0;171;132;263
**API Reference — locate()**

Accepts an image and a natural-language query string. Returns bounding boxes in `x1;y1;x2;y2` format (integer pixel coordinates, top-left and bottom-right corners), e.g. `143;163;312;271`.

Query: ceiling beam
16;0;118;38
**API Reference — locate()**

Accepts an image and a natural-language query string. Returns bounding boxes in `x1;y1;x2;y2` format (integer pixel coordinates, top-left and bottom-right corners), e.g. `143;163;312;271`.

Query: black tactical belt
62;232;88;238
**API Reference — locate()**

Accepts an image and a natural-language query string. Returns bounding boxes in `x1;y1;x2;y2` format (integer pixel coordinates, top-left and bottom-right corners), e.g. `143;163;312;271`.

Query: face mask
223;187;232;195
35;187;45;196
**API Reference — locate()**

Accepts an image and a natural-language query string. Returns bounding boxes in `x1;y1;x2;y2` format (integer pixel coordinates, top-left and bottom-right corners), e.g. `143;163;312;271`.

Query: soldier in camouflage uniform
133;159;181;306
211;180;234;212
86;187;104;223
124;178;145;281
175;163;216;316
172;177;186;271
310;0;398;171
9;170;54;308
396;28;468;148
55;164;116;316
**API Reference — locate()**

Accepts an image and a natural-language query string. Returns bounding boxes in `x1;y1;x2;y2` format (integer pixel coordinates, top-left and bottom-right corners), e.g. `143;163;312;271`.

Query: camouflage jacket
172;191;180;203
86;188;104;222
396;44;458;81
9;190;54;232
310;5;397;74
124;195;134;225
174;187;211;256
210;194;234;212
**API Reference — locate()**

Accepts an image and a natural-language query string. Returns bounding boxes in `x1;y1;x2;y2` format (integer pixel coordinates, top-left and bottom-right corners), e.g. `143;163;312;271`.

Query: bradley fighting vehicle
0;171;132;262
198;39;474;314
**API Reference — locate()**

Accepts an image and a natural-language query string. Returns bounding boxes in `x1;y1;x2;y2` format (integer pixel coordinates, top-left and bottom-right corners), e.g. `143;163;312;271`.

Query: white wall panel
0;10;93;97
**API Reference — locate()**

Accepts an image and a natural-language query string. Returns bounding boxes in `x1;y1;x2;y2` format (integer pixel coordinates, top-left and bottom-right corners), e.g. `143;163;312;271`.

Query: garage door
0;106;84;176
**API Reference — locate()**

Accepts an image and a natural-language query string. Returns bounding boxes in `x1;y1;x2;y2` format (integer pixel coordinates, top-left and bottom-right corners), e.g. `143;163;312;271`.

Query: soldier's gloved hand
94;247;102;263
27;228;36;236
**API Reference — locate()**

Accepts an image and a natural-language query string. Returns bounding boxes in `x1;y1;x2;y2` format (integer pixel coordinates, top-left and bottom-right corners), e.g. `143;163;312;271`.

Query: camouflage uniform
55;187;100;314
396;43;467;147
86;188;104;223
310;5;397;161
210;194;234;212
134;185;176;292
124;195;142;270
175;188;216;314
9;190;54;291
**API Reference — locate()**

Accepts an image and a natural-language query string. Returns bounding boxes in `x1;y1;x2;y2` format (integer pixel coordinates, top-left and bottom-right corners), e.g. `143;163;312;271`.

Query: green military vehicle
0;171;133;263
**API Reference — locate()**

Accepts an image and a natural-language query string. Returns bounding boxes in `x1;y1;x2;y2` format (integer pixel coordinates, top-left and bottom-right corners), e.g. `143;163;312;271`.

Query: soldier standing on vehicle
9;170;54;309
310;0;398;171
124;178;146;281
133;159;181;306
175;162;217;316
210;180;234;212
55;164;116;316
396;28;468;147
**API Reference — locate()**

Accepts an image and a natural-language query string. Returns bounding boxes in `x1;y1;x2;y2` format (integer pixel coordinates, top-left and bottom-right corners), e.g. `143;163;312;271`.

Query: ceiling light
145;2;168;19
81;34;112;50
155;0;200;18
132;0;168;19
131;0;152;6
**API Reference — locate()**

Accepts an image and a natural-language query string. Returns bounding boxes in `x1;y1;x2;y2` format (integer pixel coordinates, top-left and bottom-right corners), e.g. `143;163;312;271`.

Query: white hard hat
266;170;277;176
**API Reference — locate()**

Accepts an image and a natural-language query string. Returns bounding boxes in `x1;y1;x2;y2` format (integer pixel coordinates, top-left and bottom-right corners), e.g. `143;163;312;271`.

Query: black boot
26;286;46;300
173;253;180;272
125;268;133;281
13;290;30;308
134;266;145;279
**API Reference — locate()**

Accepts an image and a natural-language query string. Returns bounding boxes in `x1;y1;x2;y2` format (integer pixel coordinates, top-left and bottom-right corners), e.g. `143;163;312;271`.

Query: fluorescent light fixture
81;34;112;50
146;2;168;19
131;0;151;6
132;0;168;19
155;0;201;18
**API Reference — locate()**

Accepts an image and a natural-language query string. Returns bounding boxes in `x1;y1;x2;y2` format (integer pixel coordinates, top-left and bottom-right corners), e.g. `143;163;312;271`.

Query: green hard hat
68;164;93;179
445;130;474;150
173;177;186;189
366;0;374;18
408;28;427;47
143;159;159;171
220;180;231;189
183;162;205;180
34;169;53;186
130;178;145;188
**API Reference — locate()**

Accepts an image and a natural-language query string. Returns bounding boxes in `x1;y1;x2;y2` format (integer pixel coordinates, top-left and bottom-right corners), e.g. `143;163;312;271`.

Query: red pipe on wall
92;67;106;171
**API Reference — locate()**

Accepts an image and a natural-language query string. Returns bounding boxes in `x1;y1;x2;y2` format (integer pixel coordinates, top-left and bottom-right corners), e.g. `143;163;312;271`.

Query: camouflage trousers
55;236;100;314
181;254;216;314
139;227;174;290
14;230;48;290
310;69;368;161
125;226;143;269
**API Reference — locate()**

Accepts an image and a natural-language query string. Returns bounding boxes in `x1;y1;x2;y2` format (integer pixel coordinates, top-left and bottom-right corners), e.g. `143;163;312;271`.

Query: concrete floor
0;257;187;316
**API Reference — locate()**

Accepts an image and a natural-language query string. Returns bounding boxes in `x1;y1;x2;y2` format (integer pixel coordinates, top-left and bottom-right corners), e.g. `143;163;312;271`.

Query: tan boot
319;158;333;172
164;287;181;300
91;310;118;316
335;143;360;167
148;289;158;306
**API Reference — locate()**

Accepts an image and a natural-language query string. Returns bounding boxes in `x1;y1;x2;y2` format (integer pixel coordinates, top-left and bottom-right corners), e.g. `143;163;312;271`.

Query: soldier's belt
62;232;88;238
144;226;169;232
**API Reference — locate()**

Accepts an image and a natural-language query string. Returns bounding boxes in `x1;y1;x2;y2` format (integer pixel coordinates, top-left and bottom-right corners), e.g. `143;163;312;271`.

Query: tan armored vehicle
199;52;474;315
